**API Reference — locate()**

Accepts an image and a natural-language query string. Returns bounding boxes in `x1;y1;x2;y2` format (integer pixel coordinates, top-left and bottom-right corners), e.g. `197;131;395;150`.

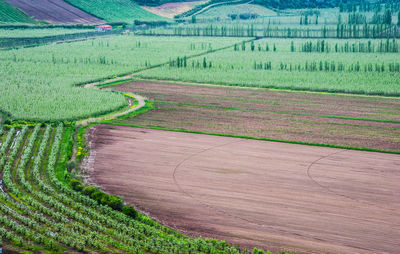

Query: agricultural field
138;38;400;96
88;124;400;254
104;80;400;151
64;0;168;22
196;3;277;20
0;28;93;38
0;0;37;24
1;0;400;253
4;0;103;24
0;35;245;121
0;124;265;253
142;0;207;19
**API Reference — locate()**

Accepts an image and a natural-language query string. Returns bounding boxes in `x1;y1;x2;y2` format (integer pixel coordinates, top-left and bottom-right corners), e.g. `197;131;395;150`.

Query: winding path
76;82;146;126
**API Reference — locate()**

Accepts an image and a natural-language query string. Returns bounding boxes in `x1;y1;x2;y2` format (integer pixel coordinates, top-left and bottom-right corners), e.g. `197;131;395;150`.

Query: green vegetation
0;35;245;121
65;0;168;22
138;38;400;96
0;0;38;24
0;28;93;38
0;124;294;253
197;3;277;20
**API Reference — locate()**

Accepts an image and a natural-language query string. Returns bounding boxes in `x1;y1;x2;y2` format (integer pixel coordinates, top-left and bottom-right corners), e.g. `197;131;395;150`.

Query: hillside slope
65;0;168;22
142;0;206;19
4;0;103;24
0;0;37;23
197;3;276;19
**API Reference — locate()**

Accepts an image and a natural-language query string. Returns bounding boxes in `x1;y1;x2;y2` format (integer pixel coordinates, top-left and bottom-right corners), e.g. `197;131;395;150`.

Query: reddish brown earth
89;124;400;254
142;1;207;18
110;81;400;151
5;0;103;24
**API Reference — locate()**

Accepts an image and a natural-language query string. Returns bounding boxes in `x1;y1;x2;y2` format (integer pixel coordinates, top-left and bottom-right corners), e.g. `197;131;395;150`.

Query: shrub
69;179;83;191
122;205;138;219
106;195;124;211
82;185;97;196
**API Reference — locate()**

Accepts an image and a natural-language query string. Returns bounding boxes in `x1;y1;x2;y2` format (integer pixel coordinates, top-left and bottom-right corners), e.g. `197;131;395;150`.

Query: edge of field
94;78;400;155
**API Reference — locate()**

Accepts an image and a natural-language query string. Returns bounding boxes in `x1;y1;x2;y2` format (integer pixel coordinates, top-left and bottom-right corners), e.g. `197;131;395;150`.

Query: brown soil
110;81;400;151
5;0;103;24
142;1;207;19
89;124;400;254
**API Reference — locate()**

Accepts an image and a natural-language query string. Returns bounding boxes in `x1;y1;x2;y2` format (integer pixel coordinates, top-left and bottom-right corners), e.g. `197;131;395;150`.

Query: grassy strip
55;126;75;185
102;101;154;122
96;78;137;88
155;100;400;124
103;123;400;155
139;75;400;97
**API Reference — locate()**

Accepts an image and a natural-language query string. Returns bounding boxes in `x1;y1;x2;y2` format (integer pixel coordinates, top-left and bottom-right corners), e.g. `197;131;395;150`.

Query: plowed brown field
5;0;103;24
110;81;400;151
88;124;400;254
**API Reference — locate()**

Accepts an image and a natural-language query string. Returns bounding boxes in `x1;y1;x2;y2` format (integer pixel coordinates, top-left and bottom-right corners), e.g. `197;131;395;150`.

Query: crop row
0;125;272;253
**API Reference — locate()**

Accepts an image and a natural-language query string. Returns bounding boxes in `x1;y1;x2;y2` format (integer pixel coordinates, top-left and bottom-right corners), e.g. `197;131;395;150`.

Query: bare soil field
5;0;103;24
89;124;400;254
110;81;400;151
142;1;207;19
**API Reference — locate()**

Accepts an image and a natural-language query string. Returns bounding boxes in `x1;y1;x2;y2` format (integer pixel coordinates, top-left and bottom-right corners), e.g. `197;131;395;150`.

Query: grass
64;0;169;22
0;35;246;121
0;28;93;38
197;3;277;19
138;38;400;96
0;0;38;24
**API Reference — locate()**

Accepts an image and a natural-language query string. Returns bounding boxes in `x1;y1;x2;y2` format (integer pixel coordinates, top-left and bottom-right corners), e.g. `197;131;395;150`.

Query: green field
65;0;168;22
138;38;400;96
196;3;277;19
0;35;246;121
0;28;93;38
0;0;38;24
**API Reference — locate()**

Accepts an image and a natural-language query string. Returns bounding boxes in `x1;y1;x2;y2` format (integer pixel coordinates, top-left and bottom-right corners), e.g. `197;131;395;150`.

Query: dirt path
88;125;400;254
76;90;146;126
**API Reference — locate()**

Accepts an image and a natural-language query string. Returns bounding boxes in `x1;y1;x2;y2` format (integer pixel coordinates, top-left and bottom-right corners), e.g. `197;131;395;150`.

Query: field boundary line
103;123;400;155
132;77;400;98
97;77;400;99
153;100;400;124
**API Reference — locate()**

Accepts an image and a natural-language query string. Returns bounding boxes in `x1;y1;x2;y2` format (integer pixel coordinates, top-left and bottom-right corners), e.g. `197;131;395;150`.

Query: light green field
0;35;246;121
0;0;37;24
0;28;93;38
138;38;400;96
65;0;168;22
197;3;276;19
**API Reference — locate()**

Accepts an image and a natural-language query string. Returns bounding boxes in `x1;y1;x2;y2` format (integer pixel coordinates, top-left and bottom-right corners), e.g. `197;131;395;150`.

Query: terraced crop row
0;124;263;253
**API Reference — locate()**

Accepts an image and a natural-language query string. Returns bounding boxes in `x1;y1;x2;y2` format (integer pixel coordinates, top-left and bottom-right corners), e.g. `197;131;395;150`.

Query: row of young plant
252;60;400;73
1;126;163;252
0;125;273;253
339;1;400;13
295;39;399;53
168;56;213;69
143;23;400;38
